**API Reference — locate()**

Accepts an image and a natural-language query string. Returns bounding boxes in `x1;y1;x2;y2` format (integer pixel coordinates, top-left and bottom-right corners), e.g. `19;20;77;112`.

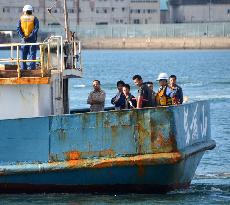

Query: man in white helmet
16;5;39;70
156;73;175;106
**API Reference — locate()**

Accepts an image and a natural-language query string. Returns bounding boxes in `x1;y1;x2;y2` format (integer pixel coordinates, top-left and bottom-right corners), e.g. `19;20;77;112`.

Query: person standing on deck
145;81;156;107
16;5;39;70
132;75;153;108
111;80;126;110
156;73;175;106
87;80;106;112
169;75;183;105
122;84;136;109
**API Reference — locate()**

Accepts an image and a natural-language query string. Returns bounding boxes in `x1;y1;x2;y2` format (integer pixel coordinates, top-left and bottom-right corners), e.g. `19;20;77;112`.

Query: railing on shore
76;23;230;39
39;22;230;39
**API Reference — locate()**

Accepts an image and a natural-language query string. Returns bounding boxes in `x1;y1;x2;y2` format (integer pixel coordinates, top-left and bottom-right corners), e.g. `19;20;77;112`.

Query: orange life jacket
20;14;35;37
157;86;172;106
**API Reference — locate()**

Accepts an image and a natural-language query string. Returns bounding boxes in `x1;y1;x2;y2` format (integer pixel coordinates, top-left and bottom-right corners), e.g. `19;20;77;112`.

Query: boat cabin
0;36;83;120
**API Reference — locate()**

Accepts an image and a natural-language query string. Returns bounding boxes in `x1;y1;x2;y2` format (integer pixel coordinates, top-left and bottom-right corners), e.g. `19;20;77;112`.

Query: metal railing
0;42;46;78
0;36;64;78
43;22;230;39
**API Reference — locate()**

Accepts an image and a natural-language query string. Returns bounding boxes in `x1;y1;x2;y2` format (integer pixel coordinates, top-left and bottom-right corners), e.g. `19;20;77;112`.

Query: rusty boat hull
0;101;215;193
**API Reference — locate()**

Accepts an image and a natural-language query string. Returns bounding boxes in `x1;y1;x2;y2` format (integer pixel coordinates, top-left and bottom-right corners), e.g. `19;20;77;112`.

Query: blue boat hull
0;101;215;193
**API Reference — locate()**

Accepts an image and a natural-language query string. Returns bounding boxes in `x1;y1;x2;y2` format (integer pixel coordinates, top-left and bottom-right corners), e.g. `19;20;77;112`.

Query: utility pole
64;0;70;40
76;0;80;25
209;0;211;22
43;0;46;25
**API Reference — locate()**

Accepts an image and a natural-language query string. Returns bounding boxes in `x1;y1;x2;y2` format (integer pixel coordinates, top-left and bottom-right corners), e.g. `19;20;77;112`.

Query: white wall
0;84;51;120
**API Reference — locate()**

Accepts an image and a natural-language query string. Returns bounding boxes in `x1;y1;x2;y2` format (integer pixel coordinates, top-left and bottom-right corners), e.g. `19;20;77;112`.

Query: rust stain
136;122;150;154
55;152;182;170
0;77;50;85
92;152;181;169
64;149;115;161
65;151;81;160
150;121;177;152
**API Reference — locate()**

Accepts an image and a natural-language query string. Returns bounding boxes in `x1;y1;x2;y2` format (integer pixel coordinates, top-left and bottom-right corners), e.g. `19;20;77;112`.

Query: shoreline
81;37;230;49
1;37;230;50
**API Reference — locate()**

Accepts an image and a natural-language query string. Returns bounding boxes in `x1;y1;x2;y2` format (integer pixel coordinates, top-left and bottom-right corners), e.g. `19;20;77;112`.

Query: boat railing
0;42;47;78
0;36;83;79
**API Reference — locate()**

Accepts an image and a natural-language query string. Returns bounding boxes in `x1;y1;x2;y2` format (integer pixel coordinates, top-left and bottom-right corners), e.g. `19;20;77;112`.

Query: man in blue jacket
16;5;39;70
111;80;126;110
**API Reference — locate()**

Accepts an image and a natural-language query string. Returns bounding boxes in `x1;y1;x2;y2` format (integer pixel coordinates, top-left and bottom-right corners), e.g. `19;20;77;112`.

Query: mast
63;0;70;114
63;0;70;41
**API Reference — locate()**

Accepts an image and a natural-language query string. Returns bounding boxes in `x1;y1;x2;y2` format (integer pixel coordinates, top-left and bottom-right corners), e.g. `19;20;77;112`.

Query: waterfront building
0;0;160;32
168;0;230;23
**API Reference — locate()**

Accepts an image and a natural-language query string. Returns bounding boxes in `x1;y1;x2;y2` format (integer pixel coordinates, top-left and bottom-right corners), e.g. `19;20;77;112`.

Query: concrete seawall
81;37;230;49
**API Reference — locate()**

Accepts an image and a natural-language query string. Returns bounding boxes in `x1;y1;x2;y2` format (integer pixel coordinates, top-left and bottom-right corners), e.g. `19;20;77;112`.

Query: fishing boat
0;1;215;193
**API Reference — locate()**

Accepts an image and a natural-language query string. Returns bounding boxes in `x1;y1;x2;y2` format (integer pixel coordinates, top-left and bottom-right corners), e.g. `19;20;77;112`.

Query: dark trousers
20;45;37;70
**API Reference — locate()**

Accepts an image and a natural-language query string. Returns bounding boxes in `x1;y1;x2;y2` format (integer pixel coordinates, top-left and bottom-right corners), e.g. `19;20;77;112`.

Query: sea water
0;49;229;204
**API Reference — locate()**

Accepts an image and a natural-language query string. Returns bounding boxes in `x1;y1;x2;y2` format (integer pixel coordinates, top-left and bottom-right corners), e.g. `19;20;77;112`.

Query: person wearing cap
156;73;175;106
169;75;183;104
16;5;39;70
132;75;153;108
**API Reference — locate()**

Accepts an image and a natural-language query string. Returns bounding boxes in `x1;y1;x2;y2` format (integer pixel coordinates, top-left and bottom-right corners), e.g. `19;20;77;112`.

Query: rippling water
1;49;230;204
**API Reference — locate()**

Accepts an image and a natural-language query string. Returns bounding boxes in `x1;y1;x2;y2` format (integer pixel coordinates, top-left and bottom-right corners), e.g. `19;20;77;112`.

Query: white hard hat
23;5;33;12
157;72;169;81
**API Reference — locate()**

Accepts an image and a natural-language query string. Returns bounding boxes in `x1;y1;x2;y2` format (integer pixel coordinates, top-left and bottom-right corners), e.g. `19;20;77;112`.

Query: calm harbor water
1;49;230;204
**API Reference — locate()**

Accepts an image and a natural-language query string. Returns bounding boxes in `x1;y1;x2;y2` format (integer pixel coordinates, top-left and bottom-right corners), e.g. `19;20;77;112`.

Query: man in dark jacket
132;75;153;108
169;75;183;104
111;80;126;110
122;84;136;109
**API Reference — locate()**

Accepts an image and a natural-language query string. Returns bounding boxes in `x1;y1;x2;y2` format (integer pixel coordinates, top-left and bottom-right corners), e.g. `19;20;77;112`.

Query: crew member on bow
156;73;175;106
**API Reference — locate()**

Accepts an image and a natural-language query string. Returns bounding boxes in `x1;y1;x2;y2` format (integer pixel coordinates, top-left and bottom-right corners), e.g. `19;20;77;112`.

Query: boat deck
0;64;51;84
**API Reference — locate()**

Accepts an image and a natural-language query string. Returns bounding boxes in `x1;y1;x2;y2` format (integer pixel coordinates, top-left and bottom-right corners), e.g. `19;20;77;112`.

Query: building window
112;7;114;12
133;19;140;24
68;9;74;13
228;9;230;15
3;8;10;13
122;7;125;12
